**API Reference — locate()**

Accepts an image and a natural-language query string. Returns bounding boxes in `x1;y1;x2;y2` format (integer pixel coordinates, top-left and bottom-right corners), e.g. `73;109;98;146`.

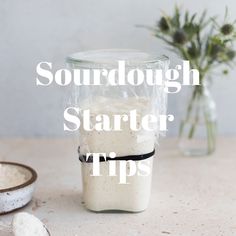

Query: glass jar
178;83;217;156
66;49;169;212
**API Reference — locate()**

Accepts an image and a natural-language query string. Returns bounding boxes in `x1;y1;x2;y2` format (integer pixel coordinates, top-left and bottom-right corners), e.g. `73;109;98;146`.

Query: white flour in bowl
0;164;26;189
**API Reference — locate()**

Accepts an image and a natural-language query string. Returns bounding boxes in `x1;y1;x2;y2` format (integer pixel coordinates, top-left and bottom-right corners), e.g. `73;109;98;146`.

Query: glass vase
178;83;217;156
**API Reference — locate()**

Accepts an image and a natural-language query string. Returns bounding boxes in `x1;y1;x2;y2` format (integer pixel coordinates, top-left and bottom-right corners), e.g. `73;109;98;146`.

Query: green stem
179;85;202;138
188;90;201;139
205;113;216;154
205;113;213;154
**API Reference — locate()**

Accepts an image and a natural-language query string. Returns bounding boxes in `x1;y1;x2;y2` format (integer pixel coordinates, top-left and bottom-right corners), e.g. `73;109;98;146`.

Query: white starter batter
79;97;157;212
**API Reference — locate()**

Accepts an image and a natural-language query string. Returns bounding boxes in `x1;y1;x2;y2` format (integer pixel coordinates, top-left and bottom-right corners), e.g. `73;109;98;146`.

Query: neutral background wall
0;0;236;137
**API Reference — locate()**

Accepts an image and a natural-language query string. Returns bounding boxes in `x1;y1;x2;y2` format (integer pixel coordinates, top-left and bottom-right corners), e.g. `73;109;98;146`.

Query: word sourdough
36;60;200;93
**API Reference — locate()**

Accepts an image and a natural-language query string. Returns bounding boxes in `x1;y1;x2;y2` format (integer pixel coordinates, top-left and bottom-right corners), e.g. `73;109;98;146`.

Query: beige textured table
0;137;236;236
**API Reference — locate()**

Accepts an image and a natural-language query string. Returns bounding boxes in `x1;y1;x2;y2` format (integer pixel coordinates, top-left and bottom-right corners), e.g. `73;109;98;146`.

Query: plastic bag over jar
66;49;169;212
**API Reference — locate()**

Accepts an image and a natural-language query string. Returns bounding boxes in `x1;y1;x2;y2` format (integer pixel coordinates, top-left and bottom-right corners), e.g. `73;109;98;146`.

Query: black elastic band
78;147;155;163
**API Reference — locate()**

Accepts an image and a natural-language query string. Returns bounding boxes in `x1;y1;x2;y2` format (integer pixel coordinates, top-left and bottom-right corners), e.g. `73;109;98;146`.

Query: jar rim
66;49;169;68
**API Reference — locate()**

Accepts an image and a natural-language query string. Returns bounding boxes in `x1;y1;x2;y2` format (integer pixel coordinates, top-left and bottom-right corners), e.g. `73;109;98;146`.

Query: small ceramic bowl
0;162;37;214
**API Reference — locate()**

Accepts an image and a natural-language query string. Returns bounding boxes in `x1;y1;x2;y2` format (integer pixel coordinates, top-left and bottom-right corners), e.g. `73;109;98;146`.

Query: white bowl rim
0;161;37;193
